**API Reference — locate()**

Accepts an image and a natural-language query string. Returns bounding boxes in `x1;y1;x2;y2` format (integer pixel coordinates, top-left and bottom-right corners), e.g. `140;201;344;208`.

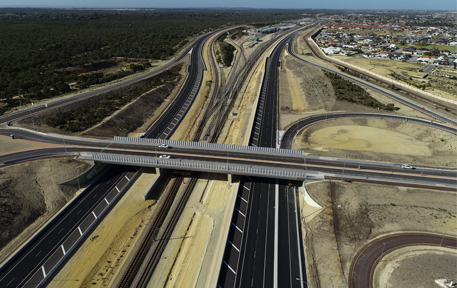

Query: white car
159;144;170;149
401;164;414;169
159;155;170;159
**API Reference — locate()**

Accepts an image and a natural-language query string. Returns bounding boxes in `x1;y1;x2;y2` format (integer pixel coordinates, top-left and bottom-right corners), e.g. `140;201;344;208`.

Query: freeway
1;21;456;288
0;165;140;288
350;234;457;288
0;29;217;287
224;28;308;288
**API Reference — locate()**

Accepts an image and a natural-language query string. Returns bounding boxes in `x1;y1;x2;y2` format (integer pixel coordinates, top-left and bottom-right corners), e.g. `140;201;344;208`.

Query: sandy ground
147;174;239;288
300;180;457;288
293;117;457;168
49;168;159;288
373;246;457;288
0;153;91;265
0;135;34;153
220;58;266;145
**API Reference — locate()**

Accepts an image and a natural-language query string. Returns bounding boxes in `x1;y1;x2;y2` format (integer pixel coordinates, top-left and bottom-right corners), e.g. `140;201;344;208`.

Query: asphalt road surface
0;30;216;287
350;234;457;288
0;165;139;288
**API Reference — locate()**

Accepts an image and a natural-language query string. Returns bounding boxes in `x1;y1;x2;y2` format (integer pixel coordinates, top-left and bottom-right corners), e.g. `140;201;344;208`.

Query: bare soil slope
0;158;91;264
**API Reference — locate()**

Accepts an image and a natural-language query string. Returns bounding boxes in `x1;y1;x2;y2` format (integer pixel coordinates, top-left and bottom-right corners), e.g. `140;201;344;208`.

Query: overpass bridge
75;136;457;189
79;136;312;183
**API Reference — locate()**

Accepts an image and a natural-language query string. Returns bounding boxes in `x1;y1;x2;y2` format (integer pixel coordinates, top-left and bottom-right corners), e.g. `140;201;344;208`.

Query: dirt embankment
294;117;457;168
0;158;91;264
300;181;457;288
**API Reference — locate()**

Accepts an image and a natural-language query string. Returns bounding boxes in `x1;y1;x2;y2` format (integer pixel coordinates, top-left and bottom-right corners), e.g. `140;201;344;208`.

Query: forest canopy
0;8;310;115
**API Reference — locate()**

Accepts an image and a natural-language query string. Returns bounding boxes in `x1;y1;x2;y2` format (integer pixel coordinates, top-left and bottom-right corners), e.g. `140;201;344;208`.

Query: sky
0;0;456;11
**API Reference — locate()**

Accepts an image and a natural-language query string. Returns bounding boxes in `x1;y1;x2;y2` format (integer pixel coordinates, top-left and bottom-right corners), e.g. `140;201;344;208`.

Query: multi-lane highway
219;28;309;288
1;21;456;288
0;165;140;288
0;28;217;288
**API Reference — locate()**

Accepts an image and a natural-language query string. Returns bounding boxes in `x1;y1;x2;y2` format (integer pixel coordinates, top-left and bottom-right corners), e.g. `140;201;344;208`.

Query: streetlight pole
63;129;67;158
380;242;386;259
29;103;35;131
296;278;314;287
341;149;346;181
75;164;84;190
440;229;446;247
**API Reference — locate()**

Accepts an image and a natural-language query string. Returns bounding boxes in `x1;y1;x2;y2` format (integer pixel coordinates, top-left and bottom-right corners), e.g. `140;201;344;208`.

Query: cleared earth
294;117;457;168
373;246;457;288
299;181;457;288
0;152;91;265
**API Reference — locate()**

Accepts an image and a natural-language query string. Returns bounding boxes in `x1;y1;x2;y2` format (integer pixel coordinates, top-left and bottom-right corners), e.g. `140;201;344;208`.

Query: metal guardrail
113;136;303;155
80;152;307;180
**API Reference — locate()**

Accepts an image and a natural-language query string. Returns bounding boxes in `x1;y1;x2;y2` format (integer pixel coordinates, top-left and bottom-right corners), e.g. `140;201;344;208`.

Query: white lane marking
228;240;240;252
115;186;120;193
274;181;278;288
224;261;236;274
92;211;98;219
241;185;250;191
61;245;66;255
238;195;248;203
293;186;305;288
104;198;110;205
286;187;293;288
231;223;243;233
125;175;130;181
78;226;83;236
6;277;15;287
263;182;271;287
41;266;46;277
235;208;246;217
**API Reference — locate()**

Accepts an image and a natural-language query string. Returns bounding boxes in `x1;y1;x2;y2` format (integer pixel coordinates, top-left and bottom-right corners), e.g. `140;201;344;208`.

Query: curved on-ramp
350;233;457;288
280;112;457;150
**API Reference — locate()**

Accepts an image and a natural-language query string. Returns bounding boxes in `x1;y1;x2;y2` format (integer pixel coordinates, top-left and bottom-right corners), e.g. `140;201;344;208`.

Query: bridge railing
113;136;303;155
80;152;308;180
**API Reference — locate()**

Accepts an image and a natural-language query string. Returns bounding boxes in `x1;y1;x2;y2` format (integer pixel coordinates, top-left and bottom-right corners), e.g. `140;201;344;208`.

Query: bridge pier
228;174;232;185
155;167;161;175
